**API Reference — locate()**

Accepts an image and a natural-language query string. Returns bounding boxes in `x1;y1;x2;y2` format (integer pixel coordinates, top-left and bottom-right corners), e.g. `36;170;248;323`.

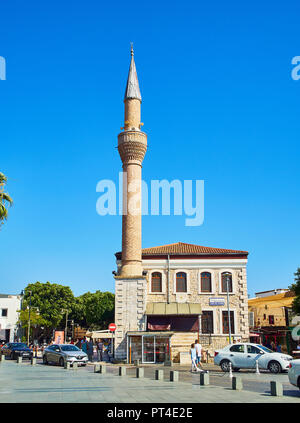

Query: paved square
0;361;299;403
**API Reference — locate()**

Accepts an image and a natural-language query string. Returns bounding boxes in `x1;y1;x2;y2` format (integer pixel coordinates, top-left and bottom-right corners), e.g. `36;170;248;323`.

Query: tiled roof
141;242;248;256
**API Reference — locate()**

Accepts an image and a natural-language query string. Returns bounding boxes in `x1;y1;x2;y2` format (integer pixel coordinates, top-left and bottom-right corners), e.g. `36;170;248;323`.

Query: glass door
155;337;170;363
142;336;155;363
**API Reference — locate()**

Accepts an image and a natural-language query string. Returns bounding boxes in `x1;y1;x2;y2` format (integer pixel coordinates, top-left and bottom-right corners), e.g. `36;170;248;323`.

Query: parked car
43;344;88;367
1;342;33;360
288;359;300;389
214;343;293;373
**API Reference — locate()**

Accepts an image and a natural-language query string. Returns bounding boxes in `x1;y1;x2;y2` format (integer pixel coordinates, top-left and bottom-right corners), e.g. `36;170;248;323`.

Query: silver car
214;343;293;373
43;344;88;367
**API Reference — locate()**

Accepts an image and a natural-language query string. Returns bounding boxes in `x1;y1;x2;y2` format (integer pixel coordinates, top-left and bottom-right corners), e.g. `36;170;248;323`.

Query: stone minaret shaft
118;47;147;277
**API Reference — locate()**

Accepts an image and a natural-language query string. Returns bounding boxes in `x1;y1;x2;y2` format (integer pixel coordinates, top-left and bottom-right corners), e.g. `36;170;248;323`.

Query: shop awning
146;302;201;315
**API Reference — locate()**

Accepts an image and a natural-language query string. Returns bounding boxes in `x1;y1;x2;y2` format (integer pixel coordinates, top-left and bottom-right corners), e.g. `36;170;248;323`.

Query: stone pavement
0;360;299;403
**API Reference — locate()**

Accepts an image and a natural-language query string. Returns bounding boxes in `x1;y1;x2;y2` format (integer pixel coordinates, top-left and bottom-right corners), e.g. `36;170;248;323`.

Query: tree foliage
0;172;13;227
70;291;115;330
289;267;300;315
20;282;115;333
22;282;76;328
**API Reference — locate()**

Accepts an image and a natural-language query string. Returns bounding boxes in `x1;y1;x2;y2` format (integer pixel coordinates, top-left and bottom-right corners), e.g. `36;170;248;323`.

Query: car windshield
61;345;80;352
257;345;273;353
12;343;28;348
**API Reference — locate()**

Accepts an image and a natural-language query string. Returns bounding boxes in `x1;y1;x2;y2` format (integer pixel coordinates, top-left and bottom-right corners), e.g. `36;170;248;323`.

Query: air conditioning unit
249;312;255;327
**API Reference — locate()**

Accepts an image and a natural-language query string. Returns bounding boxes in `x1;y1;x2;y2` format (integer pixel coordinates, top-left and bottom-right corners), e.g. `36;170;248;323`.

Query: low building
0;294;23;343
115;242;249;363
248;290;298;354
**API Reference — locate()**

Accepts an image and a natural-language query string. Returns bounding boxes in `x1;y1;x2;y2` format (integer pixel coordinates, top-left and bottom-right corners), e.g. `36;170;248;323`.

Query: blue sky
1;0;300;298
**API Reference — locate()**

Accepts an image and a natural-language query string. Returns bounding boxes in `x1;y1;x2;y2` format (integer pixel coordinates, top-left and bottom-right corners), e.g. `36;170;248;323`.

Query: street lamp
226;274;232;344
27;290;32;346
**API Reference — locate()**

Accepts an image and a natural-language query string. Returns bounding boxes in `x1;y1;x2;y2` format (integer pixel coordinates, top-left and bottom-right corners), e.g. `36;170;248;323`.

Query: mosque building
113;47;249;364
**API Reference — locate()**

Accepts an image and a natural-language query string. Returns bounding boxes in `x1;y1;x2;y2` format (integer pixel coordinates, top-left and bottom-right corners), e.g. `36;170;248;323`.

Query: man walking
195;339;203;370
97;339;103;362
87;339;94;362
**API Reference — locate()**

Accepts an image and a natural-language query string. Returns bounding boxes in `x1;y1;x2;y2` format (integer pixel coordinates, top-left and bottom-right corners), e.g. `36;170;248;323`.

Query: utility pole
226;275;232;344
27;291;32;346
64;310;68;343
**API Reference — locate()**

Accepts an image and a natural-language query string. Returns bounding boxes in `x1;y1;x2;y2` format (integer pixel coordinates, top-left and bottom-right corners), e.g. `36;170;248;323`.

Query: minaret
118;45;147;277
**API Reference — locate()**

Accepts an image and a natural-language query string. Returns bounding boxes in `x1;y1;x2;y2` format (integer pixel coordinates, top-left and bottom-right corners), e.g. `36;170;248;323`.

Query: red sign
108;323;116;332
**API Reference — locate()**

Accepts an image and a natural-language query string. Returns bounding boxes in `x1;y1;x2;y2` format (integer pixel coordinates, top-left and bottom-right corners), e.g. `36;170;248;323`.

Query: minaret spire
124;43;142;102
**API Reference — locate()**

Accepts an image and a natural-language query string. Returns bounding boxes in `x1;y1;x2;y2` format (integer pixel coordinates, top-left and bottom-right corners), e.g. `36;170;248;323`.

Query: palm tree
0;172;13;226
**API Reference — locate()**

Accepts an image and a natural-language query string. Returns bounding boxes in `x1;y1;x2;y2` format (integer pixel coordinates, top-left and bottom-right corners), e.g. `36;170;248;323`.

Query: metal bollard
0;354;5;362
94;364;100;373
134;359;140;367
170;370;179;382
119;366;126;376
73;362;78;370
31;357;36;365
228;362;233;378
155;369;164;380
200;372;209;386
232;376;243;390
255;360;260;374
64;361;70;370
100;365;107;374
17;356;22;364
136;367;144;378
270;381;283;396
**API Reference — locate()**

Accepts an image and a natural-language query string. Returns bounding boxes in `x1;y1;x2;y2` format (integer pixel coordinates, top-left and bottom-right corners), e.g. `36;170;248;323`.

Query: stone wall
114;276;147;360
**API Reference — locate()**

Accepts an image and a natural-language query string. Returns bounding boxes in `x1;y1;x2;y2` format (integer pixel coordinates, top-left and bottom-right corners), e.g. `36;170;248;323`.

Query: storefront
127;332;173;364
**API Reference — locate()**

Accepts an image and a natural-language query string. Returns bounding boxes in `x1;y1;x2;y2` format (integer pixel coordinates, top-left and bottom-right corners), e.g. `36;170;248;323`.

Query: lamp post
27;290;32;346
226;275;232;344
64;310;68;343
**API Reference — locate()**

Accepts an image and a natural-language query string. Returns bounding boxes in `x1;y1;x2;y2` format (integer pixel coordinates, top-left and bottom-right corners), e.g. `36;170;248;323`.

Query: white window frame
173;270;190;294
218;270;236;295
1;308;8;318
148;270;166;294
219;308;238;336
198;270;215;295
200;309;216;335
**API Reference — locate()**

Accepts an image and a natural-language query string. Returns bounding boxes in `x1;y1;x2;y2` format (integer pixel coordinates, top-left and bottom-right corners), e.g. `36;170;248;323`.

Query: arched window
221;272;233;292
176;272;187;293
151;272;162;293
201;272;212;292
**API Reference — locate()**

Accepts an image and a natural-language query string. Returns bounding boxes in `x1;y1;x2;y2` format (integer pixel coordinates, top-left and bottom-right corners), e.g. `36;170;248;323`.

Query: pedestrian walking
87;339;94;362
81;338;88;354
194;339;203;369
97;339;103;362
190;343;201;372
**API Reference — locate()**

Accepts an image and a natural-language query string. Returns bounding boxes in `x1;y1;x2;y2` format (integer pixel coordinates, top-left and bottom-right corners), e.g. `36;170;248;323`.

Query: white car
288;359;300;389
214;343;293;373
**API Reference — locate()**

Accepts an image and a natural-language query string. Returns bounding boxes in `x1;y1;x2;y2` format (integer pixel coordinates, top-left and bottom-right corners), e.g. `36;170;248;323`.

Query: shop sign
209;297;225;306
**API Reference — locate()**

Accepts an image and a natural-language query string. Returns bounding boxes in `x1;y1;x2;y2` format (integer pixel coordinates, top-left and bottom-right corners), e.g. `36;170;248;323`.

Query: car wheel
10;352;16;360
220;360;231;372
43;355;48;365
268;360;282;374
59;357;64;367
297;376;300;390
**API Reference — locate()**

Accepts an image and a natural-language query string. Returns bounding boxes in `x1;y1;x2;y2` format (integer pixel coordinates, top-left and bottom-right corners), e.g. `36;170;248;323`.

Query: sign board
209;297;225;306
54;331;64;344
108;323;117;332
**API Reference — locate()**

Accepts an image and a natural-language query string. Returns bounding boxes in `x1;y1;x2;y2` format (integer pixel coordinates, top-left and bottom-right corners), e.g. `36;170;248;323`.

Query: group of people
73;338;109;362
190;340;206;373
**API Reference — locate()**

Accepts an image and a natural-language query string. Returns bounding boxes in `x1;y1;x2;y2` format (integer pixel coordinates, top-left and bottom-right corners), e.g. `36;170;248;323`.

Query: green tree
289;267;300;314
0;172;13;227
22;282;76;330
70;291;115;330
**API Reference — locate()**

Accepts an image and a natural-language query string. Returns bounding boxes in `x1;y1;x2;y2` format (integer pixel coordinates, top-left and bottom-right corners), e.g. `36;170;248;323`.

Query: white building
0;294;23;343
